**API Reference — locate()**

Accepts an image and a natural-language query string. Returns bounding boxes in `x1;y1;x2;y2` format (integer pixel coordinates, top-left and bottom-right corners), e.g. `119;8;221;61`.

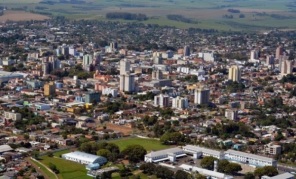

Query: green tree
175;170;190;179
200;156;217;170
254;166;278;178
140;163;156;175
225;163;242;175
244;172;255;179
97;149;111;160
121;145;147;163
160;132;187;145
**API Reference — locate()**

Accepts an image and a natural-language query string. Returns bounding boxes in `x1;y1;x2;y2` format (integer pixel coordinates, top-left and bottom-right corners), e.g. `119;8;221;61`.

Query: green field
2;0;296;31
110;137;170;152
40;156;91;179
30;158;57;179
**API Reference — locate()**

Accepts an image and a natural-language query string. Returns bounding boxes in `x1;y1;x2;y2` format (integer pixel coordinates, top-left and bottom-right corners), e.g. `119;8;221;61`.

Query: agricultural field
0;10;50;21
1;0;296;30
110;137;170;151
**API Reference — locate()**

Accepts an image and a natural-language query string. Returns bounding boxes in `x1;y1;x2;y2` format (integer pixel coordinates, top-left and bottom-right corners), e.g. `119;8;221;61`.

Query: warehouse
0;71;24;83
62;151;107;165
183;145;224;160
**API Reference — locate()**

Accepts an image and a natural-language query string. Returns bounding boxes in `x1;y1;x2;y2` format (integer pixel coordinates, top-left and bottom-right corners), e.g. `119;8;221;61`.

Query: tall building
266;55;275;69
42;58;61;76
275;46;284;59
250;50;259;60
44;82;56;96
281;59;294;76
228;65;241;82
85;92;100;104
152;69;163;80
184;45;190;56
154;94;170;107
120;73;135;92
120;59;131;75
194;87;210;105
110;42;118;50
225;109;238;121
83;54;93;67
172;96;188;110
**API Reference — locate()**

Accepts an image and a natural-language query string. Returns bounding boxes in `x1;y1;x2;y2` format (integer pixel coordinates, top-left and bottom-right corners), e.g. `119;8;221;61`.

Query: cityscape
1;1;296;179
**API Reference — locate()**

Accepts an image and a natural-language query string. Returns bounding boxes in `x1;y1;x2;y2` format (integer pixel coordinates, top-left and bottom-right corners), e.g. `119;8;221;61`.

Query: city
0;4;296;179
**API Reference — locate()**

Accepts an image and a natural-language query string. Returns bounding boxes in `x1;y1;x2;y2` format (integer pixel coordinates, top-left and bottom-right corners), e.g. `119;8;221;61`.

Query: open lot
110;137;170;152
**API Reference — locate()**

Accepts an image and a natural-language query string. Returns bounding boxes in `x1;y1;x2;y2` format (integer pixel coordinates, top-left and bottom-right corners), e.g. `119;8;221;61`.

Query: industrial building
144;147;186;163
180;164;233;179
62;151;107;165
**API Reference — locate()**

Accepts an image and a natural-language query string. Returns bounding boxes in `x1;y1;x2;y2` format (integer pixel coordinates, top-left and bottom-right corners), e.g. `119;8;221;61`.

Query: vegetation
140;163;181;179
254;166;278;178
106;12;148;21
110;137;169;151
167;14;198;24
200;156;217;170
217;159;242;175
160;132;188;145
121;145;147;163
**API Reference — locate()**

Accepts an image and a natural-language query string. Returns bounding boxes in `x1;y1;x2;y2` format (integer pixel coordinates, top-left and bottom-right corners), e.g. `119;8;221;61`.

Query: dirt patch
106;123;133;136
0;10;50;21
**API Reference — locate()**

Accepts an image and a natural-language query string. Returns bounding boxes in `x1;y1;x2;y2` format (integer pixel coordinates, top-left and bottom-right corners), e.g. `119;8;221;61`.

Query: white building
120;59;130;75
250;50;259;61
225;109;238;121
183;145;224;160
83;54;93;66
102;88;118;97
119;73;135;92
154;94;170;107
3;111;21;121
262;172;295;179
281;59;293;76
172;96;188;110
264;143;281;155
180;164;233;179
199;52;216;62
194;87;210;105
62;151;107;165
144;147;186;163
228;65;241;82
224;149;277;167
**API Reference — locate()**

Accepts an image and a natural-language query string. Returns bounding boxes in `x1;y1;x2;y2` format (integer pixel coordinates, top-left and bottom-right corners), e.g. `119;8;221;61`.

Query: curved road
30;157;59;179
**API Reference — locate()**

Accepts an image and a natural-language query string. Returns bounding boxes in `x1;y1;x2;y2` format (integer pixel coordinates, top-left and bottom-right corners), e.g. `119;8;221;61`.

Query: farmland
0;10;50;21
1;0;296;30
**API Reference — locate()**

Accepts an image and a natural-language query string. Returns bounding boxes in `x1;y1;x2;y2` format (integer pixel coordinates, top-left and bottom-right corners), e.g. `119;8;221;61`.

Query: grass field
40;156;91;179
30;158;57;179
110;137;170;152
2;0;296;30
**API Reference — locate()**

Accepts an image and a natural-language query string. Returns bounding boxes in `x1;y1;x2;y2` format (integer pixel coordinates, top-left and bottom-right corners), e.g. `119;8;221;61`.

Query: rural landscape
1;0;296;30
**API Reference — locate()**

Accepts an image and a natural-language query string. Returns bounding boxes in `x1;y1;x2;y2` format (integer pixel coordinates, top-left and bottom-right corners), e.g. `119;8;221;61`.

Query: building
266;55;275;68
194;87;210;105
0;71;24;83
85;92;100;104
264;143;281;155
275;45;284;59
180;164;233;179
225;109;238;121
262;173;295;179
83;54;93;67
3;111;21;121
119;73;135;92
102;88;118;97
228;65;241;82
154;94;170;107
250;50;259;61
44;82;56;96
120;59;130;75
183;145;225;160
172;96;188;110
281;59;293;76
151;69;163;80
62;151;107;165
184;45;190;56
0;145;13;154
144;147;186;163
224;149;277;167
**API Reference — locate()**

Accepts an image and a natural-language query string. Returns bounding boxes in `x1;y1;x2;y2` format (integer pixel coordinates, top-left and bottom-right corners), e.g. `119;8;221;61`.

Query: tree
140;163;156;175
200;156;217;170
97;149;111;160
225;163;242;175
160;132;187;145
24;134;30;140
254;166;278;178
155;166;174;179
48;162;59;174
175;170;190;179
121;145;147;163
47;151;53;157
244;172;255;179
217;159;230;173
32;150;40;160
